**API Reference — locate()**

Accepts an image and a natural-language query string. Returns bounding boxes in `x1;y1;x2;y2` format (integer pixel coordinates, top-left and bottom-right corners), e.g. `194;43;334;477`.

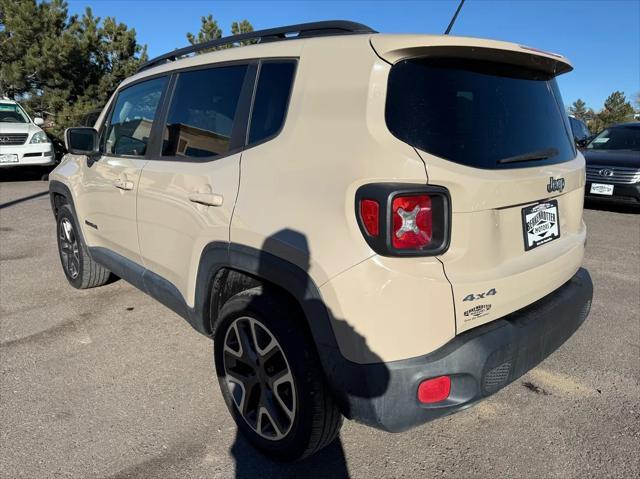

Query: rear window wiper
497;147;559;164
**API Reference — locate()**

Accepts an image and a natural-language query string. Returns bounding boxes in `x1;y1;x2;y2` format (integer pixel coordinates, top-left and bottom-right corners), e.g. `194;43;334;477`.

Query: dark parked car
569;116;591;148
584;122;640;205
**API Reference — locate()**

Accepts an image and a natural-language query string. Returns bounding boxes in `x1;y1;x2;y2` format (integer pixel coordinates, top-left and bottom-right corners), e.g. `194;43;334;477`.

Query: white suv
0;99;54;168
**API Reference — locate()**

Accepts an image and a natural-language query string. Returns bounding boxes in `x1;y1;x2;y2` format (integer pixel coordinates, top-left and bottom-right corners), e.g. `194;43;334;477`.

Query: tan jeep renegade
50;21;593;461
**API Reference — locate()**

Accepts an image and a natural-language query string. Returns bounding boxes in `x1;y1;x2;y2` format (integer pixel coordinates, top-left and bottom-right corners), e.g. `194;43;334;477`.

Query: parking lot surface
1;178;639;478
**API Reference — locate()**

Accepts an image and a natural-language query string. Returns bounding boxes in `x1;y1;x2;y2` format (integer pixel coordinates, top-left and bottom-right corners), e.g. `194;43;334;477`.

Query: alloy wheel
223;316;297;440
59;217;80;279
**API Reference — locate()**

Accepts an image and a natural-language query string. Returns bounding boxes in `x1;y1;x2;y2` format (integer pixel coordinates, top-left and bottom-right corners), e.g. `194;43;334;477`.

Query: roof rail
136;20;377;73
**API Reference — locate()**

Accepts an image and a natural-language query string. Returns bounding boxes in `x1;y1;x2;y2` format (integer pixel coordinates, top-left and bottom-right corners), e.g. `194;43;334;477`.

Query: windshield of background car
386;57;575;169
587;125;640;151
0;103;30;123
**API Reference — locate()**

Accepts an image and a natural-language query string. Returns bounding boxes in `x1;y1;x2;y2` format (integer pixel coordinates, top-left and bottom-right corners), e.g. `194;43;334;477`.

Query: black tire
214;287;343;461
56;204;111;289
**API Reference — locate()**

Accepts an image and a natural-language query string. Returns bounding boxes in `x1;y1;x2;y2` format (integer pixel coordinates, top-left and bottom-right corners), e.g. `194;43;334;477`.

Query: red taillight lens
359;199;380;237
417;376;451;404
391;194;432;249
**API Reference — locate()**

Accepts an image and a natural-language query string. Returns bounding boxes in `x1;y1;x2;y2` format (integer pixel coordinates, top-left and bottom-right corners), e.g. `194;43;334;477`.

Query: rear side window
248;61;296;145
386;58;575;169
162;65;248;158
104;77;167;156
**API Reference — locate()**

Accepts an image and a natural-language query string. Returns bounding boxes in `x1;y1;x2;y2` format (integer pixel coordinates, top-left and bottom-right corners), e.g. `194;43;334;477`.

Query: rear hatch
373;35;587;333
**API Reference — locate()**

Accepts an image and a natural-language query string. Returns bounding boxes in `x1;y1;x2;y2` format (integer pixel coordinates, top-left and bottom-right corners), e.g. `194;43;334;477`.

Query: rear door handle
113;178;134;191
188;192;224;207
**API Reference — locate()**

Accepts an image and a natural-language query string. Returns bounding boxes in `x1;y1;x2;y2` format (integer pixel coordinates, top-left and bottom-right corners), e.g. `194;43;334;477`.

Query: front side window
248;61;296;145
386;57;575;169
0;103;30;124
162;65;248;158
104;77;167;156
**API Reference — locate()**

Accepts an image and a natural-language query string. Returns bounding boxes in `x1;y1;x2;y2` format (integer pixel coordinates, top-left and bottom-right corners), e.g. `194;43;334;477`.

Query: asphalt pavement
1;177;638;478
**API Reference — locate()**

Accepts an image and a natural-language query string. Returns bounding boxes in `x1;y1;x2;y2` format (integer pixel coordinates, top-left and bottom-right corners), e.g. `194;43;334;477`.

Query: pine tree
0;0;146;139
595;91;635;130
230;19;257;46
186;14;223;46
568;99;593;123
186;15;254;51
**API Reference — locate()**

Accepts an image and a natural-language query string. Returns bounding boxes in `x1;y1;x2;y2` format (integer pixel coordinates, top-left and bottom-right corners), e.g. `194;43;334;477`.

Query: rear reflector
417;376;451;404
392;194;432;249
359;199;380;237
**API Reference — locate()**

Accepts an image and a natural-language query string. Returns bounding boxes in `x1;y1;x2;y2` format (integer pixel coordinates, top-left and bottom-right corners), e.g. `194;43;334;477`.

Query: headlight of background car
29;131;50;144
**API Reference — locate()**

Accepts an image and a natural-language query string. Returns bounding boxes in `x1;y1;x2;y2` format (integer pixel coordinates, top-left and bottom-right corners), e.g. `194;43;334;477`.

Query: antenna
444;0;466;35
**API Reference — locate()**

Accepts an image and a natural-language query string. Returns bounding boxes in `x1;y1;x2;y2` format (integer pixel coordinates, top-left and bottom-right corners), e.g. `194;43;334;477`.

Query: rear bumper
585;181;640;204
332;267;592;432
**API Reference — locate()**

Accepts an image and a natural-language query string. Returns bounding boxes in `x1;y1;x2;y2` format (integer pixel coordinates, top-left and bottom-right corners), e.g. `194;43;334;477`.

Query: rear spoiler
370;34;573;76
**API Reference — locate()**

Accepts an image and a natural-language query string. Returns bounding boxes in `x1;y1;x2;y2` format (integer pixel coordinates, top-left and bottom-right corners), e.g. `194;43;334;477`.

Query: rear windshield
386;58;575;169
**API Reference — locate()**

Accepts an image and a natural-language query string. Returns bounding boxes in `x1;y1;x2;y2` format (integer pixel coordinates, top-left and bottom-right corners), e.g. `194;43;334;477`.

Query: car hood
0;122;41;136
584;149;640;168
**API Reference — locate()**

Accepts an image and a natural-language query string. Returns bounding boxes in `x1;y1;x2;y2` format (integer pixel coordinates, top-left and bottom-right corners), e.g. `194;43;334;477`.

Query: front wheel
214;287;343;461
56;204;111;289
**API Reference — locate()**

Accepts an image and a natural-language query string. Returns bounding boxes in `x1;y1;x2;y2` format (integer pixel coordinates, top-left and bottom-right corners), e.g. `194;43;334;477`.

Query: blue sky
67;0;640;111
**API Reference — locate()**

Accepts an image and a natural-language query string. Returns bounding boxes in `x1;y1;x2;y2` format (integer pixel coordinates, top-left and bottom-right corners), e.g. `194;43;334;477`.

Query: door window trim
144;57;299;164
99;57;299;164
151;59;258;163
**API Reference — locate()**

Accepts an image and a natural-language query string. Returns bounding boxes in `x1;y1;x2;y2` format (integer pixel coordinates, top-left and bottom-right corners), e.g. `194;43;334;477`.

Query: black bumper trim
332;267;593;432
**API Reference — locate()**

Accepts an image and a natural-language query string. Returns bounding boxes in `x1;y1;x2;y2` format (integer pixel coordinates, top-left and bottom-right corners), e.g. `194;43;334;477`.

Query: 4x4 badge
463;288;497;302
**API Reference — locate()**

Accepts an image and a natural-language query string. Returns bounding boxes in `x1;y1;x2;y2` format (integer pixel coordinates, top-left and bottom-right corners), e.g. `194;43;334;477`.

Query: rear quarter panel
230;36;428;285
230;36;455;364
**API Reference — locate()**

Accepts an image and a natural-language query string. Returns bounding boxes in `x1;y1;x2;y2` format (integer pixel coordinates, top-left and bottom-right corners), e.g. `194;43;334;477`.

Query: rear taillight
391;194;432;249
359;199;380;237
355;183;450;257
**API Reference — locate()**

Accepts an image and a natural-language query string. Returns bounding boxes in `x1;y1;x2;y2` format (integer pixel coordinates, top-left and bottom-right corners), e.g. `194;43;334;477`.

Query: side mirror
33;117;44;126
65;127;99;155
